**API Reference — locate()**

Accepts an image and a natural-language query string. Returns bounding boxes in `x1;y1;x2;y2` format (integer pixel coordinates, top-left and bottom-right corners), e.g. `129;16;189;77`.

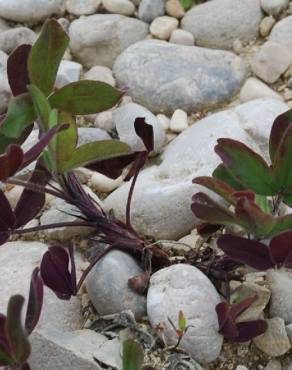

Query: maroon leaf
193;176;236;205
217;234;274;270
216;302;239;339
230;296;258;319
235;320;267;342
134;117;154;153
0;315;13;366
269;231;292;267
196;222;222;237
0;145;23;181
40;246;77;300
269;109;292;162
7;45;31;96
25;268;44;335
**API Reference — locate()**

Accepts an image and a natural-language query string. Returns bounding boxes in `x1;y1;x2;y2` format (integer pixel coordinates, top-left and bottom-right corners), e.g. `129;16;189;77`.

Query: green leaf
215;139;274;195
212;164;244;191
49;80;123;115
6;295;30;365
178;310;187;332
180;0;193;10
0;126;33;155
58;140;131;173
28;19;69;96
123;340;144;370
269;109;292;162
28;85;51;131
0;93;35;138
255;195;272;214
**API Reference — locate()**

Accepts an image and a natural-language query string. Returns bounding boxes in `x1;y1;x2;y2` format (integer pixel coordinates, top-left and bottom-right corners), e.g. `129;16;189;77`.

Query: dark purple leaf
0;315;13;366
124;152;147;182
235;320;267;342
269;109;292;162
21;363;31;370
40;246;77;300
0;144;23;181
230;296;257;319
216;302;239;338
25;268;44;335
7;45;31;96
134;117;154;153
193;176;236;205
269;231;292;267
217;234;274;270
196;223;222;237
14;161;51;228
0;189;15;245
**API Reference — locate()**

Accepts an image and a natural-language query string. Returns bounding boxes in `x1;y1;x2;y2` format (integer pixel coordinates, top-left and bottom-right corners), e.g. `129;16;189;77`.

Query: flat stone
102;0;135;16
0;242;83;332
240;77;283;102
253;317;291;357
65;0;101;15
169;29;194;45
112;102;166;153
150;16;179;40
104;99;287;240
181;0;263;50
56;60;82;89
0;27;36;54
113;40;246;114
261;0;289;16
147;264;223;363
69;14;148;68
251;41;292;83
138;0;165;22
0;0;64;23
86;250;147;320
77;127;111;146
269;16;292;54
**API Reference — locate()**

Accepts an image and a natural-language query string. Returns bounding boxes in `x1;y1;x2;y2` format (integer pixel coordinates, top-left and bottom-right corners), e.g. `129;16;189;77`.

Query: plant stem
125;169;140;229
13;221;95;235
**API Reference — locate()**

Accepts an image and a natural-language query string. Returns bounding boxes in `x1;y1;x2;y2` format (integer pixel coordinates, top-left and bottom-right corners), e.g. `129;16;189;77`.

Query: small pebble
165;0;185;19
102;0;135;16
240;77;283;102
261;0;289;16
65;0;101;15
84;65;116;87
89;172;123;193
233;39;244;54
150;16;179;40
264;359;282;370
94;110;114;131
259;16;276;37
170;109;188;132
156;113;170;130
169;29;195;45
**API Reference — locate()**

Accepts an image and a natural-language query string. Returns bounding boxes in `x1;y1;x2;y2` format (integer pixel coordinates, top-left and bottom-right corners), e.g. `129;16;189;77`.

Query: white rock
236;367;249;370
170;109;188;133
55;60;82;89
169;29;194;45
102;0;135;16
94;110;114;131
77;127;111;145
104;99;288;240
0;0;64;23
66;0;101;15
240;77;283;102
89;172;123;193
261;0;289;16
0;75;11;114
0;27;36;54
156;113;170;130
69;14;148;68
251;41;292;83
264;360;282;370
84;65;116;87
86;250;147;320
150;16;179;40
165;0;185;19
138;0;165;22
147;264;223;363
259;16;276;38
0;18;10;32
269;15;292;54
112;102;166;153
0;242;83;332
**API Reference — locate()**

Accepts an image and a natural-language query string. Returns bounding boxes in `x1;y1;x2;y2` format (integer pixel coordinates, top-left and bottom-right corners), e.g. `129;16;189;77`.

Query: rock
286;323;292;341
112;102;166;153
104;99;287;240
181;0;263;50
65;0;101;15
69;15;148;68
267;268;292;325
150;16;178;40
0;242;83;332
0;27;36;54
253;317;291;356
236;367;249;370
240;77;283;102
138;0;165;22
0;0;64;23
55;60;82;89
84;65;116;87
94;110;114;131
156;113;170;130
113;40;246;114
89;172;123;193
165;0;185;19
169;29;194;45
102;0;135;16
261;0;289;16
269;16;292;54
231;282;271;321
77;127;111;145
86;250;147;320
30;329;105;370
170;109;188;133
0;18;10;32
0;75;11;114
93;337;122;369
251;41;292;83
147;264;223;363
264;360;282;370
259;16;276;37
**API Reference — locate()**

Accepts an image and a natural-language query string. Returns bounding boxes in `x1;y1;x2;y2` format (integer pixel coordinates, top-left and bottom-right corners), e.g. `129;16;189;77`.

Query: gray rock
267;268;292;325
150;16;178;40
55;60;82;89
104;99;287;240
286;323;292;342
77;127;111;146
65;0;101;15
240;77;283;102
0;242;83;332
69;14;148;68
138;0;165;22
251;41;292;84
0;0;64;23
113;40;246;114
102;0;135;16
264;360;282;370
0;74;11;114
84;65;116;87
86;250;147;320
261;0;289;16
30;329;105;370
112;102;166;153
269;16;292;54
181;0;263;50
236;367;249;370
0;27;36;54
147;264;223;363
169;29;194;45
253;317;291;356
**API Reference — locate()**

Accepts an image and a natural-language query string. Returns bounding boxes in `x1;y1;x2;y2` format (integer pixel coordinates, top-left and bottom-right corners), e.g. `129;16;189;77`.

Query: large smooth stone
147;264;223;363
113;40;246;114
269;15;292;54
181;0;262;50
69;14;148;68
104;99;288;240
